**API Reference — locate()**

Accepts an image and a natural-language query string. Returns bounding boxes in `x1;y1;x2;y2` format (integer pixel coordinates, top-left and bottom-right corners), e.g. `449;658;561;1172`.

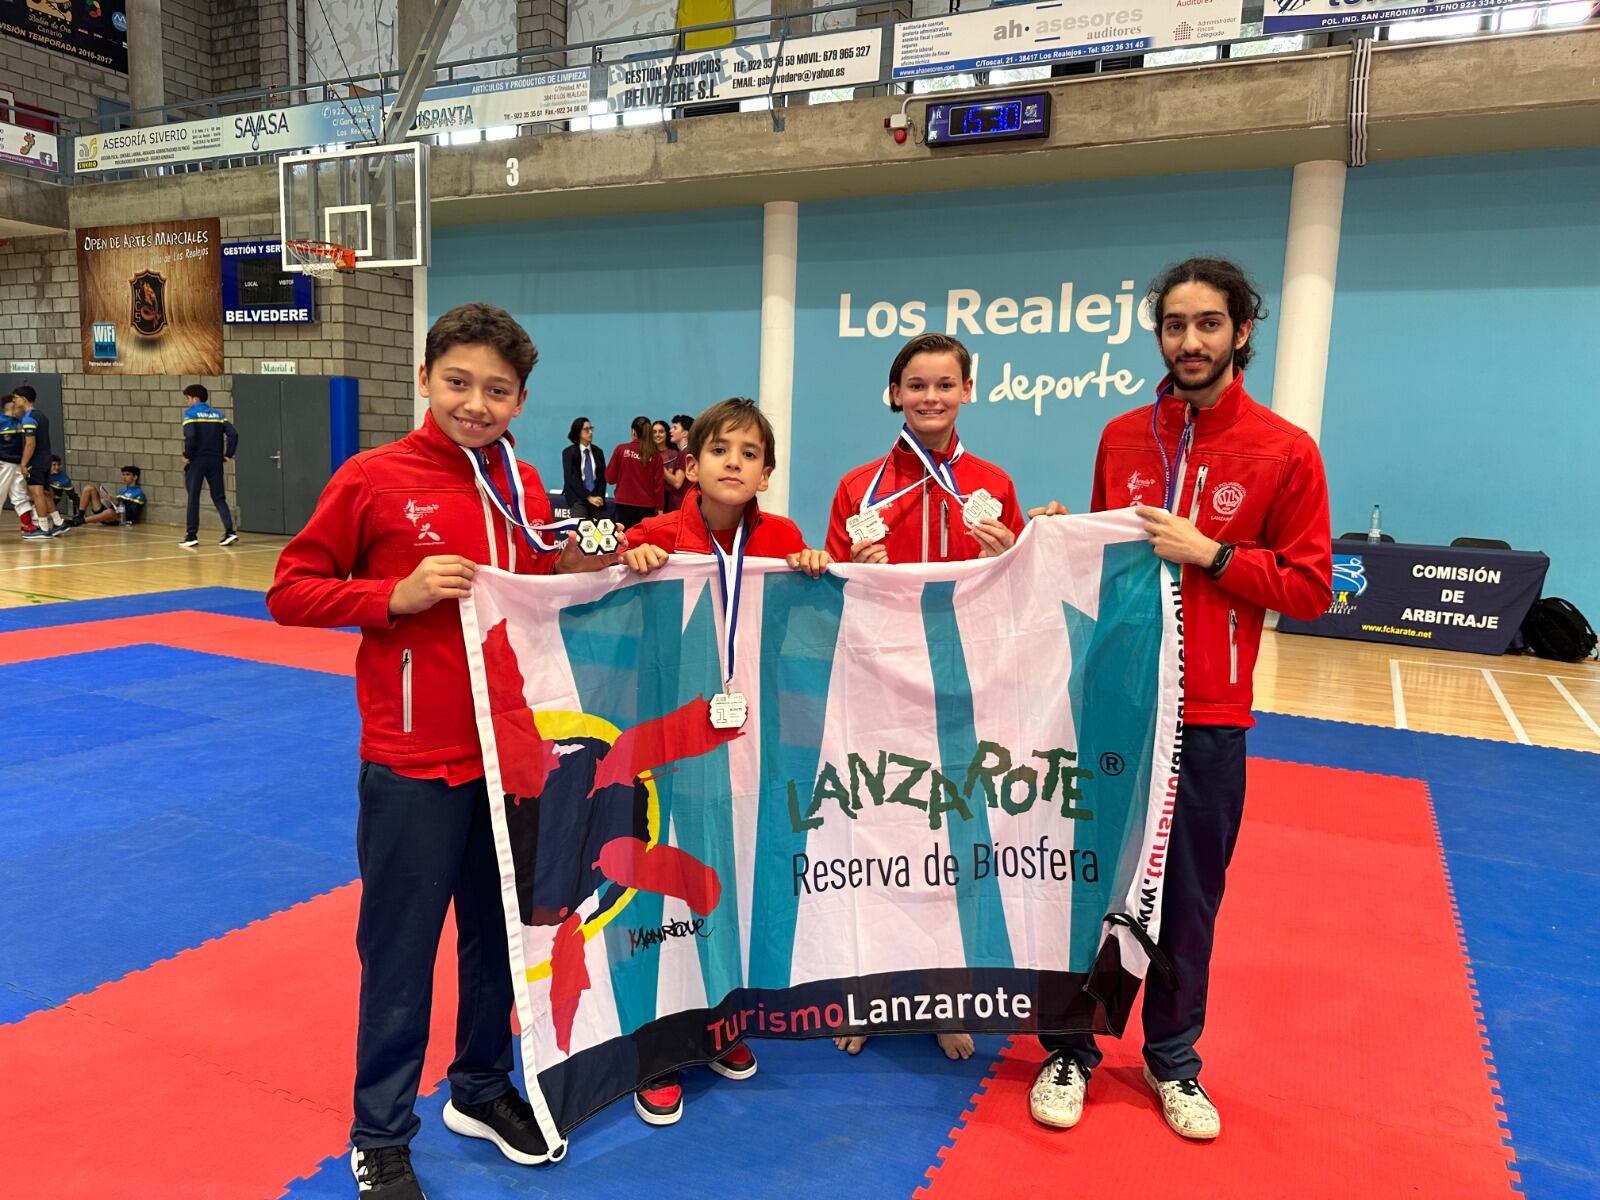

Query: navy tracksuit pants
1042;724;1248;1082
351;763;517;1148
184;457;235;539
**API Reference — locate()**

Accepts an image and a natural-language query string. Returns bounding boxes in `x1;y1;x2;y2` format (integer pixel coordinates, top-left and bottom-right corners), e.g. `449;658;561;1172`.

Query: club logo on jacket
1126;470;1156;504
1211;481;1246;517
403;498;443;544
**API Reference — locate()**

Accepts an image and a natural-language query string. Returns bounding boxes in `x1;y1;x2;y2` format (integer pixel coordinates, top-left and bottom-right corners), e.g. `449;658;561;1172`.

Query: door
232;375;338;535
233;375;286;534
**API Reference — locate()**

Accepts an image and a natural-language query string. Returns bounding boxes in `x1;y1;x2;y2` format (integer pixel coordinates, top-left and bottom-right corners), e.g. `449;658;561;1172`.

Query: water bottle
1367;505;1382;543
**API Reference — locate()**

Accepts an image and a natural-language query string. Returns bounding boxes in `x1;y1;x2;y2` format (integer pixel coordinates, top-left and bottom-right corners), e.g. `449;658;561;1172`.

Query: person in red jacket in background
1027;258;1331;1144
825;333;1023;568
618;397;828;1126
268;304;618;1200
607;415;665;529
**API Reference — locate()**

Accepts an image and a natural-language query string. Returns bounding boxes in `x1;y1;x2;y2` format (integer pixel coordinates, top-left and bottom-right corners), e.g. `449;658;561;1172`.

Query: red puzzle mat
919;760;1519;1199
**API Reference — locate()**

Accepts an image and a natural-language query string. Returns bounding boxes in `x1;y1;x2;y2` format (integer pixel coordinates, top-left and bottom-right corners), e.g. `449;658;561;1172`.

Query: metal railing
12;0;1593;185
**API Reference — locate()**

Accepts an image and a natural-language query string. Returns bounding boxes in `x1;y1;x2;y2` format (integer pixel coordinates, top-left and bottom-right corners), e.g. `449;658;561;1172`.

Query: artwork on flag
463;511;1183;1147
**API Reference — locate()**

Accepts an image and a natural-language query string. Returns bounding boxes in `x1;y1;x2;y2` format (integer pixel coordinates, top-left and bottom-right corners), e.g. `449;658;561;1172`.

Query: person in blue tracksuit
180;384;239;547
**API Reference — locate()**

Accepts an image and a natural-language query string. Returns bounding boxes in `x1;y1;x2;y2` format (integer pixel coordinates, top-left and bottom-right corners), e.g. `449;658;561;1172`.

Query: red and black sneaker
634;1073;683;1126
708;1041;758;1081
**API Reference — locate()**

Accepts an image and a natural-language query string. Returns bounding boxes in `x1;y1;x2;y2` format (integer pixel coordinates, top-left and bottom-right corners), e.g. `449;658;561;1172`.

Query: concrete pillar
758;201;799;517
127;0;165;125
1270;160;1346;444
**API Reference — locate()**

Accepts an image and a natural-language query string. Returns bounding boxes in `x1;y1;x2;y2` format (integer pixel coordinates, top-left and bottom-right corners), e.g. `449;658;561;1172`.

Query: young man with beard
1028;257;1331;1141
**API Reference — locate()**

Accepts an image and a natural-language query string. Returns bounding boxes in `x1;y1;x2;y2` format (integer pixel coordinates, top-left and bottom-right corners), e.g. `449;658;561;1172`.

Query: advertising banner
77;218;223;375
891;0;1243;78
0;0;126;73
222;239;314;325
606;27;882;110
1276;539;1550;654
463;513;1182;1137
74;66;592;173
0;118;57;171
1263;0;1531;32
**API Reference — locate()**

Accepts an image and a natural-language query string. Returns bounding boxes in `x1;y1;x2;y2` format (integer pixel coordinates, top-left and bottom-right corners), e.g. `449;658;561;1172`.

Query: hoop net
286;238;358;277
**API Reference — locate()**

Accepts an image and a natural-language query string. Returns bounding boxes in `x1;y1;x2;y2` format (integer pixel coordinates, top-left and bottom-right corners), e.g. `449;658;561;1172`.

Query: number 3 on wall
506;157;519;187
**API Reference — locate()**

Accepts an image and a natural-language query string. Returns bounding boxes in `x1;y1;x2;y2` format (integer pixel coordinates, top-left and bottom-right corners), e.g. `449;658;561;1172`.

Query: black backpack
1521;598;1598;662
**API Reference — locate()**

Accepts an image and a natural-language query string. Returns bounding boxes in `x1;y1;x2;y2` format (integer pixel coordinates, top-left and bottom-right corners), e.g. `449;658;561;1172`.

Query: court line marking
1549;676;1600;741
1391;658;1599;683
1389;659;1408;730
1480;668;1532;745
0;547;281;573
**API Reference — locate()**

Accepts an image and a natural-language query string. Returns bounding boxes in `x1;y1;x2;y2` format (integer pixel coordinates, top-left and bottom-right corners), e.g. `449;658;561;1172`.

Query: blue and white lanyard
464;440;580;556
860;425;967;513
703;504;748;690
1151;392;1195;513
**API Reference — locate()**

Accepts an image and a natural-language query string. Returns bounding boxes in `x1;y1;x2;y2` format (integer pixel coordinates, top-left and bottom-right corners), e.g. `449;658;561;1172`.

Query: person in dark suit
562;416;608;517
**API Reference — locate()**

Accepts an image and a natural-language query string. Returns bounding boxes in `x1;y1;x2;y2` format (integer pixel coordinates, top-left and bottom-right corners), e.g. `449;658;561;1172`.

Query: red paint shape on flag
549;910;591;1056
598;837;722;917
916;760;1520;1200
589;696;741;797
493;708;562;798
480;619;530;714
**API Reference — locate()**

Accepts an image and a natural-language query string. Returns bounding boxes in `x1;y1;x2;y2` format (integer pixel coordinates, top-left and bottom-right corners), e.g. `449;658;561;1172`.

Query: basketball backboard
279;142;430;272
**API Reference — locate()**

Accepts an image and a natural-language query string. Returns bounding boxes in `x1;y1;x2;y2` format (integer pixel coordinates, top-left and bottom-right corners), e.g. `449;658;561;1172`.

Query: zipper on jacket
1228;610;1238;686
940;500;949;560
1188;463;1210;524
921;481;930;563
401;649;414;734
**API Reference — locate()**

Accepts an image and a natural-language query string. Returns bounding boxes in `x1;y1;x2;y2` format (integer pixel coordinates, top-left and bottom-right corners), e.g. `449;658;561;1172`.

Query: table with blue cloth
1276;539;1550;655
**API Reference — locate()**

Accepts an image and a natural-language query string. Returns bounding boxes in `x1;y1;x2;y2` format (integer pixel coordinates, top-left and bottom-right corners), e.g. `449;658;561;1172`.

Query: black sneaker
350;1145;425;1198
442;1088;553;1165
219;531;239;546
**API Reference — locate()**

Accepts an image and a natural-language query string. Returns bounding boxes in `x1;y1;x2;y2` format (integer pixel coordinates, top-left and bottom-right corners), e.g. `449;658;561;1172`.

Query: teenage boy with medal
824;333;1023;568
822;333;1024;1063
269;304;620;1200
619;397;829;1125
1026;258;1331;1142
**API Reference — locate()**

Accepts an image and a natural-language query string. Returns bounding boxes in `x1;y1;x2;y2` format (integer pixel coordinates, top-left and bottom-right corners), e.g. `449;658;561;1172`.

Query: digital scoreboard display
926;93;1051;148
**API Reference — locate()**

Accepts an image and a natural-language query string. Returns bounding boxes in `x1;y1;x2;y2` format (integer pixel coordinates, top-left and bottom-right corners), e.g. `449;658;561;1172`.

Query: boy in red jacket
824;333;1024;567
1027;258;1331;1142
268;303;618;1200
619;397;828;1125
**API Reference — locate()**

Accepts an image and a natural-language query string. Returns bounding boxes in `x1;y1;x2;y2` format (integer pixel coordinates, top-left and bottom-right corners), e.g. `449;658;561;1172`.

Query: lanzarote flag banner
462;511;1183;1144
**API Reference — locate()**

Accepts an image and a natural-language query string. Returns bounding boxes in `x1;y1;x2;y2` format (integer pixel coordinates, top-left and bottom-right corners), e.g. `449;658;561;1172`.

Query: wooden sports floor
4;521;1596;754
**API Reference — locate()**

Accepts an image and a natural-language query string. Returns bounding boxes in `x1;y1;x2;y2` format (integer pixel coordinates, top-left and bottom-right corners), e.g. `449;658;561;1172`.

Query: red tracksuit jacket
629;487;808;557
607;440;664;510
824;433;1025;563
1093;372;1331;728
266;412;558;783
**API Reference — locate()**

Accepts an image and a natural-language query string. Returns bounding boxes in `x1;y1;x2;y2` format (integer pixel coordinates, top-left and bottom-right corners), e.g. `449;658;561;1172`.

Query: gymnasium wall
434;145;1598;613
0;220;413;527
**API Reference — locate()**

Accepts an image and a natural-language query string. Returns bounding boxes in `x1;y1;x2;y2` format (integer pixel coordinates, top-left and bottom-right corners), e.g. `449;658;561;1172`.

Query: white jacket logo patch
1211;482;1246;517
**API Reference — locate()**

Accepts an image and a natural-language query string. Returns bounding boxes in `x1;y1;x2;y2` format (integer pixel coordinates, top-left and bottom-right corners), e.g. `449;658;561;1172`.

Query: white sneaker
179;538;199;548
1143;1067;1221;1139
1029;1052;1089;1129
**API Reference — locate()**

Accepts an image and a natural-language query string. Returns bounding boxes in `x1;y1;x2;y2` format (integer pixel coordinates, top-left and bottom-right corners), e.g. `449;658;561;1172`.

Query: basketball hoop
285;238;357;277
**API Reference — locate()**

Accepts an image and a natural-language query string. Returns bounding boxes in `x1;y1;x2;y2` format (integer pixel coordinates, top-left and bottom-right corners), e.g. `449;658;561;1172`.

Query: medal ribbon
702;503;748;691
465;440;580;554
1151;388;1196;513
859;424;967;514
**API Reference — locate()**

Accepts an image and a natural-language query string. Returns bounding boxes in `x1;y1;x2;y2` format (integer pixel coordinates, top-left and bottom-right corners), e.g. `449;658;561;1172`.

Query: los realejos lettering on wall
839;280;1155;416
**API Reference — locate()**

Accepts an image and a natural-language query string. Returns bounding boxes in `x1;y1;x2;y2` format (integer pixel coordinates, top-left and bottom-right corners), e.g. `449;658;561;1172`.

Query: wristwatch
1206;541;1235;578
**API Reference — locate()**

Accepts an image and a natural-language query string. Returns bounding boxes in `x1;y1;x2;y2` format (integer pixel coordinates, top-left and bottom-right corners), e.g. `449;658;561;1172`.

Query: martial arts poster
0;1;127;73
463;512;1184;1146
77;219;223;375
